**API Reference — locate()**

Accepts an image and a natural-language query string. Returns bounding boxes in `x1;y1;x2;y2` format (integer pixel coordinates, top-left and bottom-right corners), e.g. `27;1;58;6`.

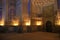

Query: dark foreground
0;32;59;40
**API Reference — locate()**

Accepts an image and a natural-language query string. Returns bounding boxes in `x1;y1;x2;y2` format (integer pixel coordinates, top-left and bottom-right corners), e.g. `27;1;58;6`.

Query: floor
0;32;59;40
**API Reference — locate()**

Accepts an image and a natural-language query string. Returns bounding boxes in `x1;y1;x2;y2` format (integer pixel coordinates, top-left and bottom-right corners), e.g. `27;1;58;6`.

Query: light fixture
11;19;19;26
36;21;42;26
55;20;60;25
25;20;31;26
0;18;5;26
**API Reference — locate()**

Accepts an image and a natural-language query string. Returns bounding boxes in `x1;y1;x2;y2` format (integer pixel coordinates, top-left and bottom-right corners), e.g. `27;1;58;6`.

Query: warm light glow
36;21;42;26
12;19;19;26
56;20;60;25
0;18;5;26
25;20;31;26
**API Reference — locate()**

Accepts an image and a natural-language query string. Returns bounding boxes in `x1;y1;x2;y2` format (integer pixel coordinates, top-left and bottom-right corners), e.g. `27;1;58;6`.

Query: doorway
46;21;52;32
